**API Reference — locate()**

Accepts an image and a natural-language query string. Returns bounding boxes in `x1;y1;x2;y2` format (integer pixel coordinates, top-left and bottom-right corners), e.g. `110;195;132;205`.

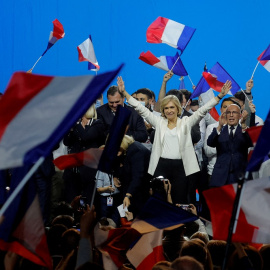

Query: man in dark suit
97;86;148;143
207;104;253;187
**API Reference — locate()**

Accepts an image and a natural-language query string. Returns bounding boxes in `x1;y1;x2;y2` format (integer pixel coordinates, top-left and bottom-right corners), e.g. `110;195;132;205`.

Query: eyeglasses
225;111;240;116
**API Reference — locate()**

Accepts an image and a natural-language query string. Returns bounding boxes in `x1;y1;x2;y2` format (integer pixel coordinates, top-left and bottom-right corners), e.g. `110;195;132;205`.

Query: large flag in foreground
0;166;52;269
0;66;122;170
42;19;65;56
191;62;240;99
203;177;270;244
146;16;196;53
131;196;197;234
77;35;100;71
139;51;188;76
246;110;270;172
258;45;270;72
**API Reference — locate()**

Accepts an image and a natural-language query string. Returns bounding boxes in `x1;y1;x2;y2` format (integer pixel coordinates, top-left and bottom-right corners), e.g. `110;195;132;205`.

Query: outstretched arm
117;76;131;101
154;71;174;112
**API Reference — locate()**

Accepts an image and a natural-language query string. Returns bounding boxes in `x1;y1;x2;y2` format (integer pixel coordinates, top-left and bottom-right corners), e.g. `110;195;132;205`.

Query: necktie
229;126;235;140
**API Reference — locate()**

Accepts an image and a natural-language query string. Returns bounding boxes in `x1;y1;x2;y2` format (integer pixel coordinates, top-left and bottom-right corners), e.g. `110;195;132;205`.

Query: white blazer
128;96;219;176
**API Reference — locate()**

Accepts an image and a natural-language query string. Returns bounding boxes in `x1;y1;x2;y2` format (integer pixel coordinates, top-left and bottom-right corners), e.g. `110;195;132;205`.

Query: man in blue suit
207;104;253;187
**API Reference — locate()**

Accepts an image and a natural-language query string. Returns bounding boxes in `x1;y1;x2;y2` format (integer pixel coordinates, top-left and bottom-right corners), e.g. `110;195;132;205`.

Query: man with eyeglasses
207;103;253;187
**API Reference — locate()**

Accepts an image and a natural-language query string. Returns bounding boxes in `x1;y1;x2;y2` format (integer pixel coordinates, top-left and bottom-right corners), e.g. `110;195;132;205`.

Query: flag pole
30;56;43;72
240;89;250;102
90;180;97;210
170;55;180;72
0;157;45;219
251;61;260;79
188;75;195;87
221;174;247;270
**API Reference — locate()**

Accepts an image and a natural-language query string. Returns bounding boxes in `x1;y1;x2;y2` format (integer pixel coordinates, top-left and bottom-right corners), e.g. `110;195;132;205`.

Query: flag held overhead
146;16;196;53
139;51;188;76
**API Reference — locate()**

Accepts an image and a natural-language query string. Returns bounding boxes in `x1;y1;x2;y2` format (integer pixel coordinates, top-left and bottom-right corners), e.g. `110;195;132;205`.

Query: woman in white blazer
117;77;232;204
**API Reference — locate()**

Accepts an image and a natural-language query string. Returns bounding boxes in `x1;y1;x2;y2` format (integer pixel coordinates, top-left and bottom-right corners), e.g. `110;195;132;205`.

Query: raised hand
217;112;227;132
163;71;174;82
117;76;125;95
246;79;254;93
220;80;232;97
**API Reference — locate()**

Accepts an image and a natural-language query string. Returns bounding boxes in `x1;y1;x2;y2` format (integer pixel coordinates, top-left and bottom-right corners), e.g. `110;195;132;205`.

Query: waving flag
0;167;52;269
203;176;270;244
126;230;165;270
258;47;270;72
139;51;188;76
42;19;65;56
246;110;270;172
29;19;65;72
146;16;196;53
54;148;103;170
0;66;122;170
191;62;240;99
131;196;197;234
77;35;100;71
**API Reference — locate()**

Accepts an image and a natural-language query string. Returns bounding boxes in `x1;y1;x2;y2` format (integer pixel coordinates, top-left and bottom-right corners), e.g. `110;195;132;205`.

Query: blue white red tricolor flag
139;51;188;76
203;176;270;244
42;19;65;56
0;167;52;269
258;45;270;72
0;66;122;170
191;62;240;99
126;230;165;270
131;196;197;234
77;35;100;71
146;16;196;53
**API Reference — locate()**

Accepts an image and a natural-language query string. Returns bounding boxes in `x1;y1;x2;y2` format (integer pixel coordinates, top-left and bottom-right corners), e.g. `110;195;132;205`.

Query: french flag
126;230;165;270
191;62;240;99
146;16;196;53
258;45;270;72
131;196;197;234
139;51;188;76
42;19;65;56
77;35;100;71
0;66;122;170
0;167;52;269
203;176;270;244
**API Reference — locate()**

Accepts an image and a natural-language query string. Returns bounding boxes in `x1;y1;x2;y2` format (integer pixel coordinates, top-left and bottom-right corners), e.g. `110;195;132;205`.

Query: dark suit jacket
207;124;253;187
97;104;148;143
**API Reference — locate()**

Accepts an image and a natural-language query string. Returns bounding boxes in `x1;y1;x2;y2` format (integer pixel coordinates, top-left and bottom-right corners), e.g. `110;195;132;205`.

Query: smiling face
225;104;241;126
108;92;124;112
164;101;179;121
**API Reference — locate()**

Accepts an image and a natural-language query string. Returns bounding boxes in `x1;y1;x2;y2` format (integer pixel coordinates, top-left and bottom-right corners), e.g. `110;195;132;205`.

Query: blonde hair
84;104;97;119
160;95;182;118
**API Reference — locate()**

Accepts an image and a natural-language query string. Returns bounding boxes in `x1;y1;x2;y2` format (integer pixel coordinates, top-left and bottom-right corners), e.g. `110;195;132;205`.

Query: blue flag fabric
131;196;197;233
261;44;270;61
98;105;132;174
246;109;270;172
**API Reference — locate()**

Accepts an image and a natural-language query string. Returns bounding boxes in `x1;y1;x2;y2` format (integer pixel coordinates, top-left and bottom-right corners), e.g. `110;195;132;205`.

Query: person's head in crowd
61;228;80;256
179;239;207;267
228;244;263;270
136;88;153;109
47;224;68;256
190;100;199;112
207;240;232;269
131;91;137;100
259;244;270;270
119;135;135;155
171;256;204;270
51;214;75;229
84;103;97;119
166;89;182;104
190;231;209;245
52;201;74;219
225;104;241;127
151;260;171;270
220;97;239;114
107;85;124;112
233;91;245;111
180;89;192;110
160;95;182;120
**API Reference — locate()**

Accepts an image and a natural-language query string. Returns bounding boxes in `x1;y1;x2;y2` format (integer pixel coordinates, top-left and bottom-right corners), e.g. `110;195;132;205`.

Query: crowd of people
0;70;270;270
